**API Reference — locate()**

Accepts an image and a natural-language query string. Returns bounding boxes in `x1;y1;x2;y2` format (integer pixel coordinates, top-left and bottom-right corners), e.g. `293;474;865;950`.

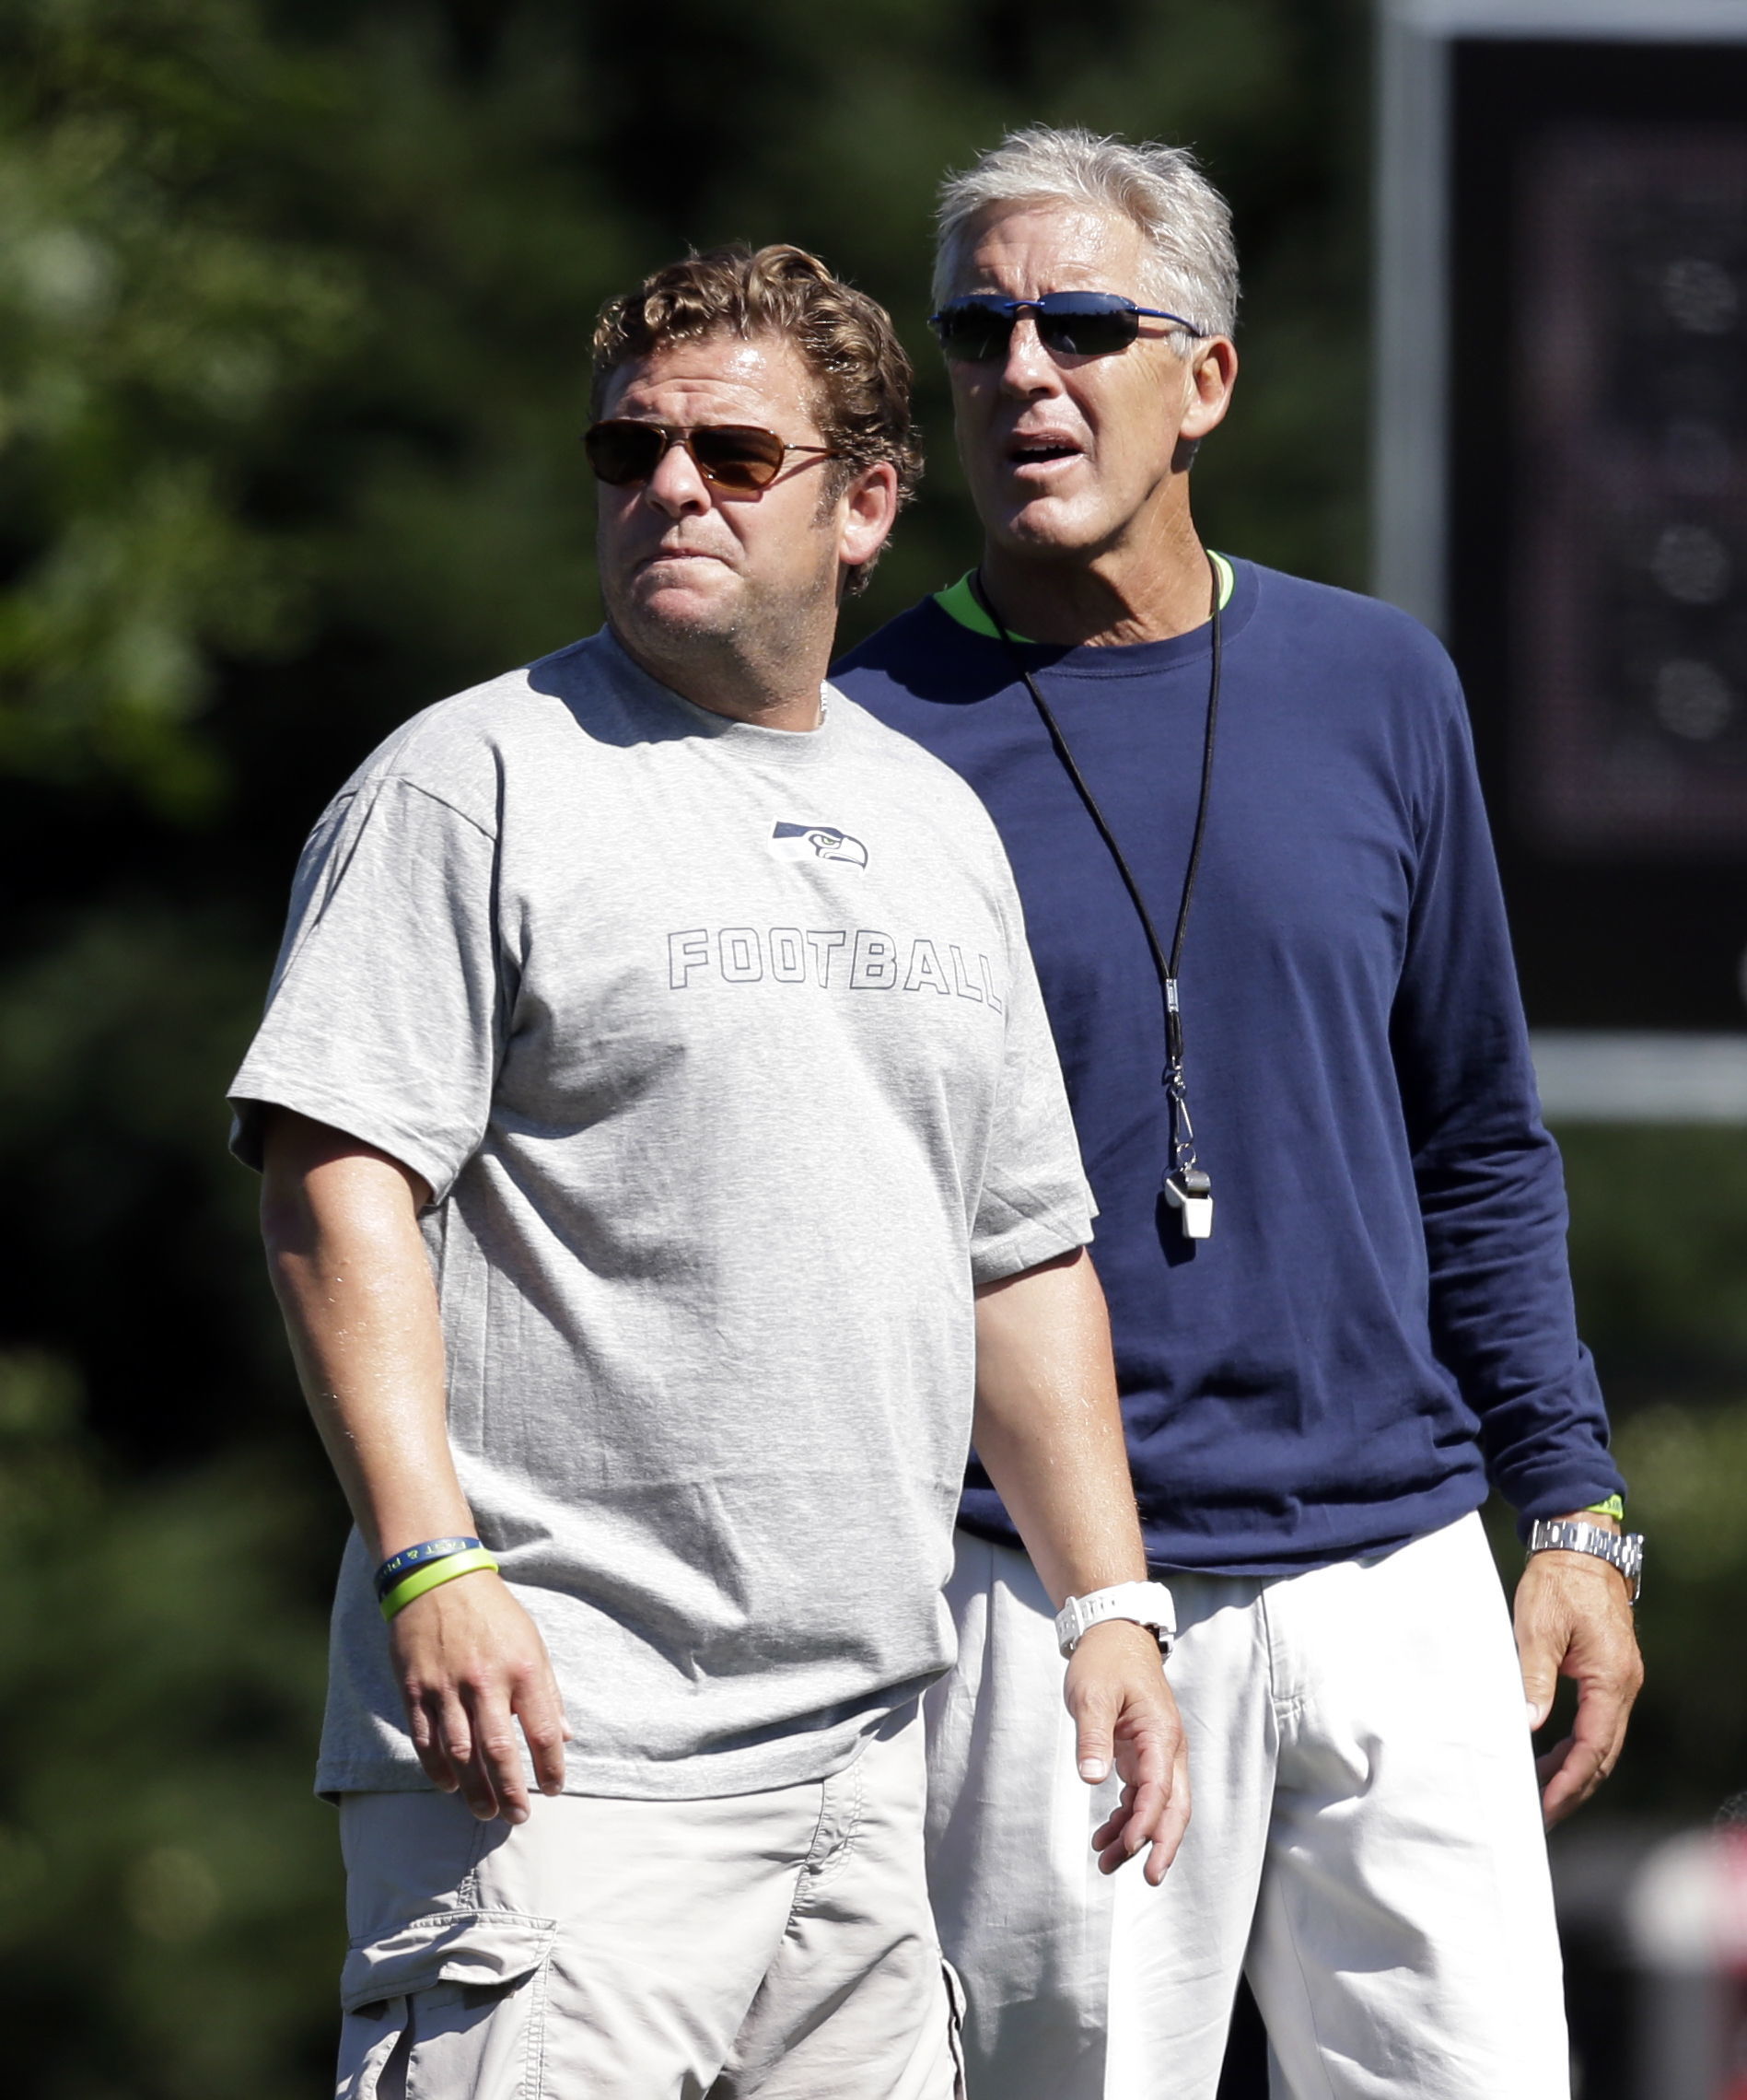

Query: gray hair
933;126;1240;352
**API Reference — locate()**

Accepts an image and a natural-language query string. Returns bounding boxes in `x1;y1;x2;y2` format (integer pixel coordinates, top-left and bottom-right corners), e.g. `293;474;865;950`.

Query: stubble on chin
602;522;843;706
605;560;744;670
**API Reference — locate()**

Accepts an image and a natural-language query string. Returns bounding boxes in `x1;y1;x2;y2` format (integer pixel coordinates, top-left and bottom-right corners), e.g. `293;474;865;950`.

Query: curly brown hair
590;242;923;524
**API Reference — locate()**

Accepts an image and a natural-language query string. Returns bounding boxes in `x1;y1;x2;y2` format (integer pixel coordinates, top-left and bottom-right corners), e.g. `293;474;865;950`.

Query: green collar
935;550;1235;643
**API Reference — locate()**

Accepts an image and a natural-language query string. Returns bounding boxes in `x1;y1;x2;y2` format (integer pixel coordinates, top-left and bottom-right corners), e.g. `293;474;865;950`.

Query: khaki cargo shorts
335;1705;965;2099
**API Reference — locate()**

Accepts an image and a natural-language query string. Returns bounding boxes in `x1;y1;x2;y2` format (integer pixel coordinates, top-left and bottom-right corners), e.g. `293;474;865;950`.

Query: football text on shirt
667;927;1005;1009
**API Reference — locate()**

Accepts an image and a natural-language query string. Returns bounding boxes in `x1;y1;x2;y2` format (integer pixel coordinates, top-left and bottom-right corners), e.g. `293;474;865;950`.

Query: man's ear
837;460;902;578
1179;337;1238;446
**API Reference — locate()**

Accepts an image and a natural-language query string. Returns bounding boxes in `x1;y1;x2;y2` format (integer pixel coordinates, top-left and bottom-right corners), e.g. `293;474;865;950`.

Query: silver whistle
1164;1167;1214;1240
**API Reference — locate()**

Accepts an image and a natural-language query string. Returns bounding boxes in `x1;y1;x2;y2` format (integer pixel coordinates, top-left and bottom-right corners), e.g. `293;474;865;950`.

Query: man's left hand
1514;1519;1644;1827
1065;1617;1191;1884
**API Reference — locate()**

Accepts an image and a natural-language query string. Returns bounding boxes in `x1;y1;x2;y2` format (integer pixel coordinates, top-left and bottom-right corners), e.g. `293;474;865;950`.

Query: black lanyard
971;558;1226;1237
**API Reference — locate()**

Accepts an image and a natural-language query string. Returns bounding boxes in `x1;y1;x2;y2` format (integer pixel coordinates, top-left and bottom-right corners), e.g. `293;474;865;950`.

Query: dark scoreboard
1398;27;1747;1032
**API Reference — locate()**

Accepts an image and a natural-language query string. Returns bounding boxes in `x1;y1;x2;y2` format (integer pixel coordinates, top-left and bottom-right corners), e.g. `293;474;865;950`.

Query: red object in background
1630;1826;1747;2097
1720;1833;1747;2099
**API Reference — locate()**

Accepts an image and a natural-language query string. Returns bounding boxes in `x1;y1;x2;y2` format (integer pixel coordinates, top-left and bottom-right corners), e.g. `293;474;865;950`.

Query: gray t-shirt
230;628;1093;1800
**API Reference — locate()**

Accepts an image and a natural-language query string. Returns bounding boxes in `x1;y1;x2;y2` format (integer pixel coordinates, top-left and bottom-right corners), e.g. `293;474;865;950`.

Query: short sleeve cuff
970;1197;1096;1288
227;1079;476;1208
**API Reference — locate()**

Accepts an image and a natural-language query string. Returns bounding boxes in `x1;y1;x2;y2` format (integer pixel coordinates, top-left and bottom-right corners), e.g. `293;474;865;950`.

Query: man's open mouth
1007;438;1082;466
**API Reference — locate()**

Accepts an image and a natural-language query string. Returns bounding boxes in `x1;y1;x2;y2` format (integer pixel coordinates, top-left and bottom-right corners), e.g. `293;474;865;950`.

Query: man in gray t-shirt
234;244;1186;2100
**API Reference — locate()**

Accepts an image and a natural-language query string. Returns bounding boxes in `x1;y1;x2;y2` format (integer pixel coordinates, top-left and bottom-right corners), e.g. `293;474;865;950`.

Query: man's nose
998;312;1062;395
642;437;712;518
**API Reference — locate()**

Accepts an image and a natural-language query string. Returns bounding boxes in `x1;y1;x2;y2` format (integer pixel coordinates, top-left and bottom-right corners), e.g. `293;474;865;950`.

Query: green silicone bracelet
1585;1496;1625;1522
379;1545;500;1622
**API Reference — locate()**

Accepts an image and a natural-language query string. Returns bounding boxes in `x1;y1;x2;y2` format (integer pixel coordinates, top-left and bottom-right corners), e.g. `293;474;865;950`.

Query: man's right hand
1067;1618;1192;1884
390;1571;570;1823
259;1113;572;1826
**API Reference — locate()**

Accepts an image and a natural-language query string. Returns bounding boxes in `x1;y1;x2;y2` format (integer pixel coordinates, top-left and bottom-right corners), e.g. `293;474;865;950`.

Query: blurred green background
1;1;1741;2092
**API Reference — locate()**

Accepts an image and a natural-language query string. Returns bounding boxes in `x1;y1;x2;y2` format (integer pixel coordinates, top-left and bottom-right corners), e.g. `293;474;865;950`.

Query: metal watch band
1054;1580;1178;1661
1527;1519;1644;1604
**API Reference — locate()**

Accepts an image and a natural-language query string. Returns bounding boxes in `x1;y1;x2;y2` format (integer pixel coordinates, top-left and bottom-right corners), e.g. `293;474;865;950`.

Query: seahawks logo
769;821;868;868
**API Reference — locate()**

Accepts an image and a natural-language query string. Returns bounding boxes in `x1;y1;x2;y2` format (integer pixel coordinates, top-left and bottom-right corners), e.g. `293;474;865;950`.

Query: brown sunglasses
583;419;838;494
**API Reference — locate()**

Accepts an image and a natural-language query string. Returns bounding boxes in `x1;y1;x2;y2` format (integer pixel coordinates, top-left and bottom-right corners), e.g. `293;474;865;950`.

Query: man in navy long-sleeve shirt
833;125;1643;2100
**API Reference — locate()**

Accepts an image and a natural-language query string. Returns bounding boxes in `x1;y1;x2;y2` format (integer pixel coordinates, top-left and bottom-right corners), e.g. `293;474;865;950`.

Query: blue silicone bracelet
373;1536;483;1601
379;1546;499;1622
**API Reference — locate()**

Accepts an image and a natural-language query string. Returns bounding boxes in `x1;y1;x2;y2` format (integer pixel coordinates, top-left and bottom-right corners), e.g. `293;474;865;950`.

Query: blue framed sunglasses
930;291;1207;362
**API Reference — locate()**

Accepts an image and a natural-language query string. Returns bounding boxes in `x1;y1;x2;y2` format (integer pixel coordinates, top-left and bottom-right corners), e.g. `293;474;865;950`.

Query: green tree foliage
2;0;1739;2090
0;1349;341;2097
1555;1126;1747;1822
0;0;363;812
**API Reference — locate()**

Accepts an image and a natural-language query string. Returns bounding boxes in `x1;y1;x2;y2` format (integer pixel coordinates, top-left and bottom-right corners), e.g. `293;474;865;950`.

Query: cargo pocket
336;1908;557;2100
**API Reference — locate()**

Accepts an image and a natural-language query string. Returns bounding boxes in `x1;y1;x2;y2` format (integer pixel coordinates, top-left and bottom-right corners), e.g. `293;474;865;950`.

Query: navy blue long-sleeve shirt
833;558;1624;1574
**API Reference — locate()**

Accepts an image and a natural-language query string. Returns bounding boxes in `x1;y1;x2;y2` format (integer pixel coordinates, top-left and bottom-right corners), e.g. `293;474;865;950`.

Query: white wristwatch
1054;1581;1178;1661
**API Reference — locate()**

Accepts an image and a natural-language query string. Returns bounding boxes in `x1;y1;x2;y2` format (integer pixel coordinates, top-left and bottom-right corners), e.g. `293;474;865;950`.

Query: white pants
336;1704;963;2099
925;1514;1569;2100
